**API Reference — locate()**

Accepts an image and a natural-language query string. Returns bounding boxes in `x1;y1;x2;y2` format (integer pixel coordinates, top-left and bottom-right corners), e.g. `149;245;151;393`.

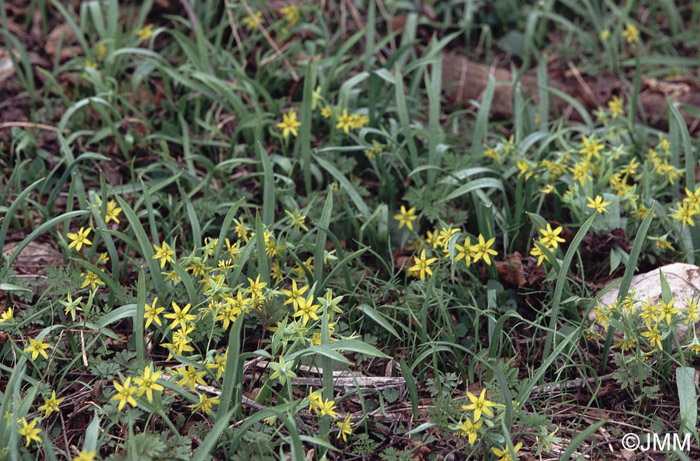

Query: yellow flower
455;237;473;267
407;250;437;281
111;377;138;411
351;113;368;129
243;11;263;31
311;86;322;109
492;442;523;461
136;23;154;41
687;335;700;353
470;234;497;265
216;300;241;330
248;274;267;301
335;109;354;133
393;205;418;231
81;271;105;290
437;226;459;250
169;325;195;357
152;242;175;268
586;195;611;214
571;161;592;185
277;110;302;138
38;391;65;418
608;96;624;119
321;105;332;119
67;227;92;251
187;259;210;277
614;333;637;352
177;364;207;389
234;219;249;241
538;224;565;249
18;418;41;447
25;337;51;361
207;351;228;380
530;241;550;266
453;417;482;445
293;295;320;326
600;29;610;41
280;5;300;26
285;209;308;231
163;270;181;282
105;200;122;223
540;184;554;194
623;23;640;44
164;302;196;330
686;297;699;325
96;43;106;60
462;389;497;422
308;388;323;413
336;414;354;441
673;202;696;228
658;298;680;325
641;325;662;350
318;398;339;419
144;297;165;328
228;289;251;315
133;366;164;403
578;136;603;159
281;280;308;310
484;146;499;161
73;450;97;461
189;393;220;414
0;307;13;323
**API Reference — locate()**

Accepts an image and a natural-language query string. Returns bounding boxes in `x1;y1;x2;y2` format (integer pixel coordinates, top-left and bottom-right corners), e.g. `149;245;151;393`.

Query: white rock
591;263;700;338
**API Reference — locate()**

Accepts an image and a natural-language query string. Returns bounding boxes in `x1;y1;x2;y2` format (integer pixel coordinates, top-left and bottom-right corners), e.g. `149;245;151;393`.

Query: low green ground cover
2;0;700;459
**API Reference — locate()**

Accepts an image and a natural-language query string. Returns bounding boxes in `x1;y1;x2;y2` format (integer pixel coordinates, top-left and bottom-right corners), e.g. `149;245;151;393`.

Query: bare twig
0;122;66;132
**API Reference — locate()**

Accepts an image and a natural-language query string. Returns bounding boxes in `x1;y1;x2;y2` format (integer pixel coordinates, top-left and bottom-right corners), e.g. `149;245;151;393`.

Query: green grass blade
257;141;275;226
393;64;419;170
135;267;146;363
470;73;495;156
299;62;317;194
5;210;88;269
426;57;442;186
543;213;596;360
216;315;243;421
0;178;43;261
116;196;164;293
542;85;593;128
313;191;333;293
400;359;419;419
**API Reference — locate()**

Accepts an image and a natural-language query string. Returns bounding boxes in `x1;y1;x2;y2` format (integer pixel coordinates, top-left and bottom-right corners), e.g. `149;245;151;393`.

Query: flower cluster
530;224;565;266
591;291;700;356
308;388;354;442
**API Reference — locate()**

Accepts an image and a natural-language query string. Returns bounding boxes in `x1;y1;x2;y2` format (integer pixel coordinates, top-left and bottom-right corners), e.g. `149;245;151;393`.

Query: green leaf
83;412;100;453
257;141;275;226
676;367;697;434
0;284;31;293
356;304;401;339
